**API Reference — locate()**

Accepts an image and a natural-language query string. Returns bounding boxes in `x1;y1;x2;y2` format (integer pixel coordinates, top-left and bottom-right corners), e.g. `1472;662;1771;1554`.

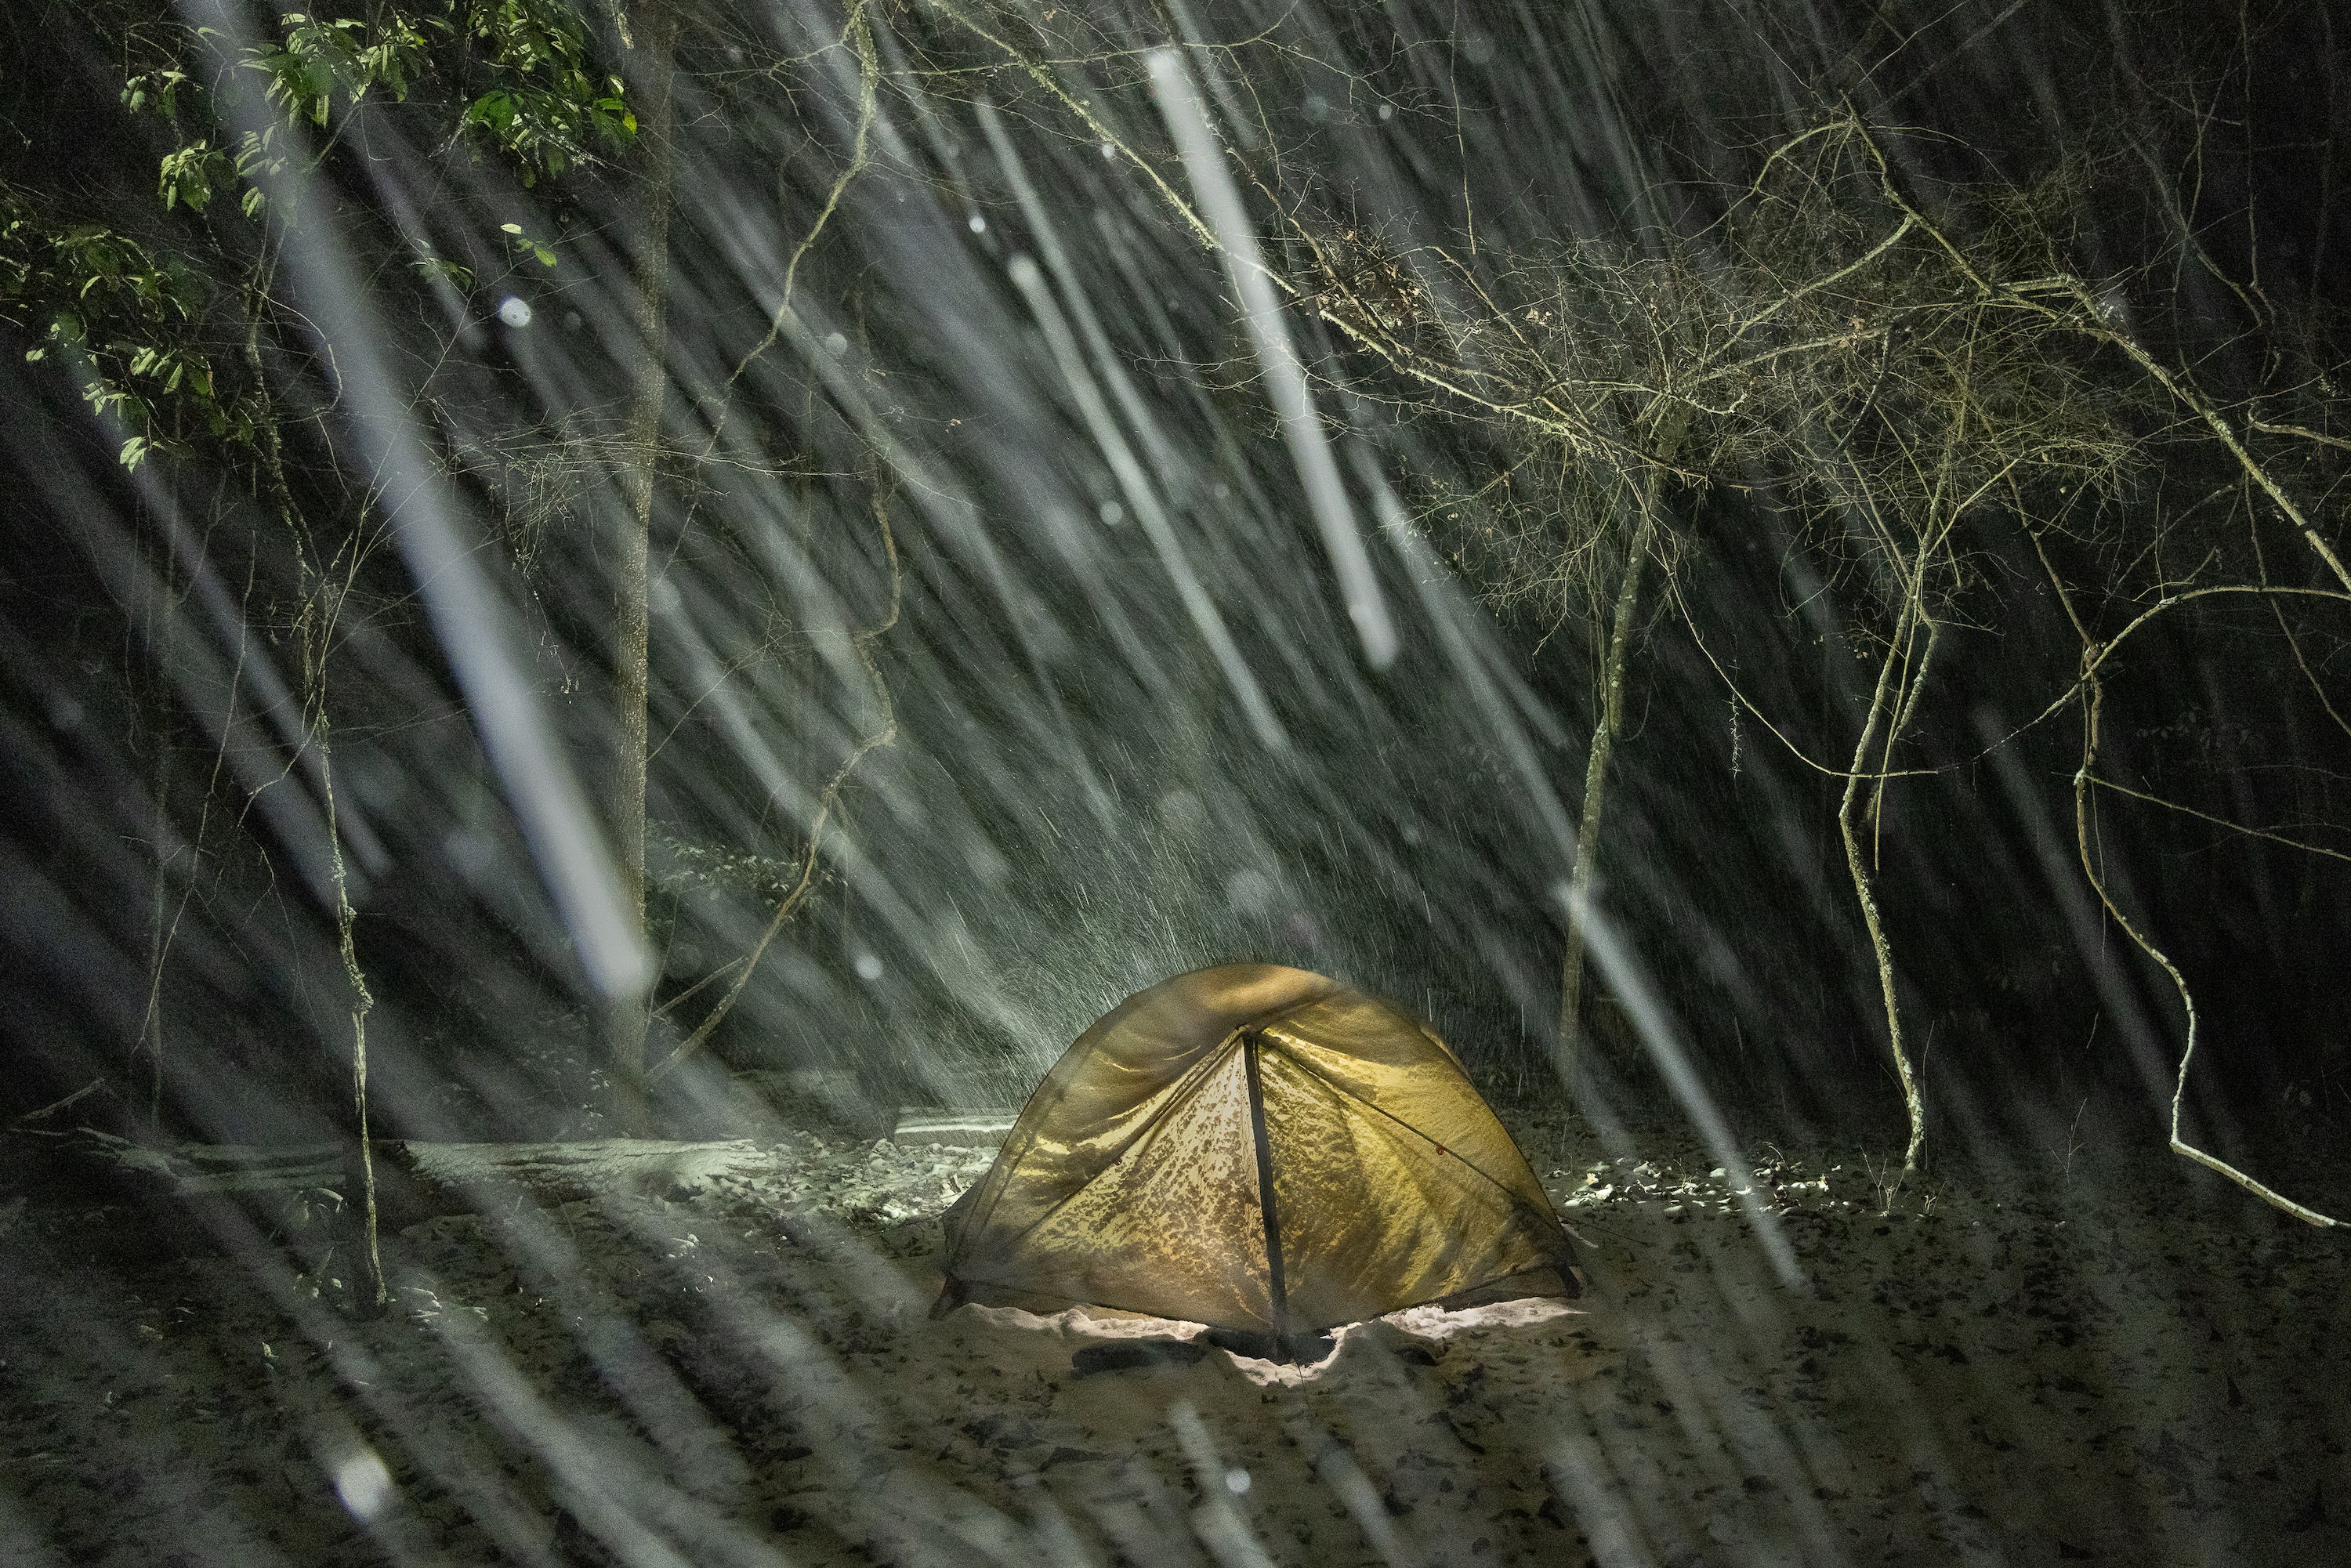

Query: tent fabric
940;964;1576;1335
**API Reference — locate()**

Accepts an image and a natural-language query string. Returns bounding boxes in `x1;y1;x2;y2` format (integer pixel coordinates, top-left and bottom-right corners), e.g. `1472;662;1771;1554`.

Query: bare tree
890;5;2347;1198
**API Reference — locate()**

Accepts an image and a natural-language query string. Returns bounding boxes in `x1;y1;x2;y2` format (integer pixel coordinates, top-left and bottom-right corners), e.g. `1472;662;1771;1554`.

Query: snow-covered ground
1;1109;2343;1566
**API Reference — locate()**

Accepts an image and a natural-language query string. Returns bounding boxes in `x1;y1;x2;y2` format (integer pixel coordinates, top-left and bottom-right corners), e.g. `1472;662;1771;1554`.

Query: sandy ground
1;1110;2345;1567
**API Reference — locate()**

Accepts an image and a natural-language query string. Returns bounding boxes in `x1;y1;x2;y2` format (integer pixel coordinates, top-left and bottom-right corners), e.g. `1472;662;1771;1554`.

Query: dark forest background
2;0;2346;1219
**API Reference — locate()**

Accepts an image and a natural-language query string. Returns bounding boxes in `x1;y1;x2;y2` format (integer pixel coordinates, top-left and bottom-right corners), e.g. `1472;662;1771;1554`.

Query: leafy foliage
2;204;249;468
454;0;636;183
248;10;433;125
3;1;635;475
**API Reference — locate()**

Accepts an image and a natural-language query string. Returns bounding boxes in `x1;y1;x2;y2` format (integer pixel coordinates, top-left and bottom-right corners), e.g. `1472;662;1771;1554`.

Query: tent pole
1241;1031;1290;1347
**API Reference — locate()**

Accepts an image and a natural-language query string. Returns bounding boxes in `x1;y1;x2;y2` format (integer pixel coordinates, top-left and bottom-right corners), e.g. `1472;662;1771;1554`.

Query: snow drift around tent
939;964;1576;1338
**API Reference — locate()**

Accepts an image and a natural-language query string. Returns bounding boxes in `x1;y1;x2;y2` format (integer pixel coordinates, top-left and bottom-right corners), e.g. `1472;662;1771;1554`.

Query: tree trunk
244;287;389;1306
1556;492;1661;1099
1837;599;1928;1175
610;1;681;1135
313;715;384;1306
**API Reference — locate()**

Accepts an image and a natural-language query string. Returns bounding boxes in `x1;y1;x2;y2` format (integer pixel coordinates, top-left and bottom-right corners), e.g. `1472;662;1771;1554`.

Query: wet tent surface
3;1107;2342;1567
942;965;1571;1335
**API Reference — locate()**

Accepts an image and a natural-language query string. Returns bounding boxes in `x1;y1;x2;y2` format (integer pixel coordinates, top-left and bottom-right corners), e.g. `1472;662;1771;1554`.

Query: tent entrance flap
1242;1030;1288;1342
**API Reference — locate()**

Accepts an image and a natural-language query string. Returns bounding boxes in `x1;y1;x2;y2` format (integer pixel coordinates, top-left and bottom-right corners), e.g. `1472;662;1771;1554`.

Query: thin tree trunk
610;1;680;1135
1836;599;1927;1175
314;714;384;1308
245;285;387;1306
2027;532;2336;1225
1556;493;1660;1095
1557;405;1690;1101
293;547;385;1308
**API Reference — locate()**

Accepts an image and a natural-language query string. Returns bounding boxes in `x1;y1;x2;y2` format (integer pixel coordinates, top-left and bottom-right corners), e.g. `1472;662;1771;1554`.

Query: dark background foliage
2;0;2346;1210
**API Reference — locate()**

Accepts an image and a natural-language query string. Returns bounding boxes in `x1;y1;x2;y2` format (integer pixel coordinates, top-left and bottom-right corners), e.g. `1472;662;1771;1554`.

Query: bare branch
650;491;902;1085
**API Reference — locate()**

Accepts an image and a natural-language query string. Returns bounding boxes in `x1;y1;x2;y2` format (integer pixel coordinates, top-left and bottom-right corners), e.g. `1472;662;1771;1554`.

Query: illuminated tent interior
940;965;1578;1350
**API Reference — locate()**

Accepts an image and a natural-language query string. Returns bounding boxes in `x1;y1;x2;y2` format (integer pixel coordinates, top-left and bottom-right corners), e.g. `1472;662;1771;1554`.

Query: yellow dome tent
938;964;1576;1348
